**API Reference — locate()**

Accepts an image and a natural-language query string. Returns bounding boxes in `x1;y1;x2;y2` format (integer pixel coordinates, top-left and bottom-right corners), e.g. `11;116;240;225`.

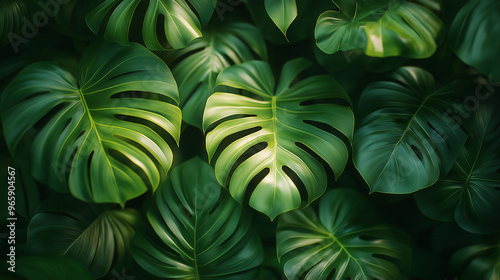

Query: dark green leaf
449;0;500;81
25;197;138;278
0;256;93;280
353;67;468;194
277;188;411;280
414;100;500;233
131;157;264;279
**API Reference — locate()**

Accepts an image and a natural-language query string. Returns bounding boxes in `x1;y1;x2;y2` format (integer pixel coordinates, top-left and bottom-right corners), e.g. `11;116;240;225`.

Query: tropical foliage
0;0;499;279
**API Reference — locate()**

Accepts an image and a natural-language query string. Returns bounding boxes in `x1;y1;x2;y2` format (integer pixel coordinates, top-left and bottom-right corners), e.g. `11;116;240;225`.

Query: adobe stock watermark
8;0;70;53
6;167;16;273
109;267;135;280
215;0;243;21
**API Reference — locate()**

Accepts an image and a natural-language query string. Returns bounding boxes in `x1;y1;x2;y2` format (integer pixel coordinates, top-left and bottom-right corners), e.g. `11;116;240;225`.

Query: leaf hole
108;148;152;190
109;70;143;80
300;97;350;108
242;167;270;206
359;235;378;241
155;14;169;48
210;128;264;169
33;103;65;130
410;144;423;161
87;151;94;195
427;121;445;140
282;166;308;204
204;114;257;134
110;91;177;106
295;142;334;182
303;120;350;147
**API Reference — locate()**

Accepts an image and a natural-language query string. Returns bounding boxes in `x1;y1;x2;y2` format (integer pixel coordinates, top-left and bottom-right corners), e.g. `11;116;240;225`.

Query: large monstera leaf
1;41;182;206
449;0;500;82
414;100;500;234
203;59;354;219
450;237;500;280
25;197;139;278
277;188;411;280
316;0;443;58
131;157;264;279
86;0;216;50
165;22;267;128
353;67;468;194
0;256;93;280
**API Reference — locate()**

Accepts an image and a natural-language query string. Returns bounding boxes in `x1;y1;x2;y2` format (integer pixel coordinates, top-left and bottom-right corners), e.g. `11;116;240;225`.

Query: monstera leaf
449;0;500;82
131;157;264;279
353;67;468;194
277;188;411;280
414;100;500;234
203;59;354;219
265;0;298;38
86;0;216;50
0;256;93;280
451;237;500;280
165;22;267;128
25;197;139;278
315;0;443;58
1;41;182;206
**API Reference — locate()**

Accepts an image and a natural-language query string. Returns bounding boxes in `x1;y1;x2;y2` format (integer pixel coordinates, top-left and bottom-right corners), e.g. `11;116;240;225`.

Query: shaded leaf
131;157;264;279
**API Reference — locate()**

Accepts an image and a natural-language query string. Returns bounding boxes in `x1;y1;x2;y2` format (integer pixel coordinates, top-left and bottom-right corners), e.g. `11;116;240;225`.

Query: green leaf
25;197;139;278
451;237;500;280
315;0;443;58
203;59;354;219
353;67;468;194
131;157;264;279
414;100;500;234
0;0;32;45
1;41;182;206
85;0;216;50
277;188;411;280
264;0;298;38
0;256;93;280
449;0;500;81
165;22;267;128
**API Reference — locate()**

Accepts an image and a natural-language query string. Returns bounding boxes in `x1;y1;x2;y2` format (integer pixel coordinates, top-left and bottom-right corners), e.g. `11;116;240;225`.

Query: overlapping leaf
353;67;468;194
86;0;216;50
25;197;138;278
131;157;264;279
0;256;93;280
316;0;443;58
449;0;500;81
165;22;267;128
203;59;354;219
414;100;500;233
1;41;181;206
451;237;500;280
277;188;411;280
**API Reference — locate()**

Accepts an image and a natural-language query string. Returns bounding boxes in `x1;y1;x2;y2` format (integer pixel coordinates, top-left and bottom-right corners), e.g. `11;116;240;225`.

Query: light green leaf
277;188;411;280
1;41;181;206
0;256;93;280
414;100;500;234
165;22;267;128
315;0;442;58
449;0;500;81
131;157;264;280
203;59;354;219
265;0;298;38
85;0;217;50
353;67;468;194
25;197;139;278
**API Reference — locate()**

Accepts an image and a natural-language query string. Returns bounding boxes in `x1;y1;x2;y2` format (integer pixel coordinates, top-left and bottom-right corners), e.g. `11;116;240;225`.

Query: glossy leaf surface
203;59;354;219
